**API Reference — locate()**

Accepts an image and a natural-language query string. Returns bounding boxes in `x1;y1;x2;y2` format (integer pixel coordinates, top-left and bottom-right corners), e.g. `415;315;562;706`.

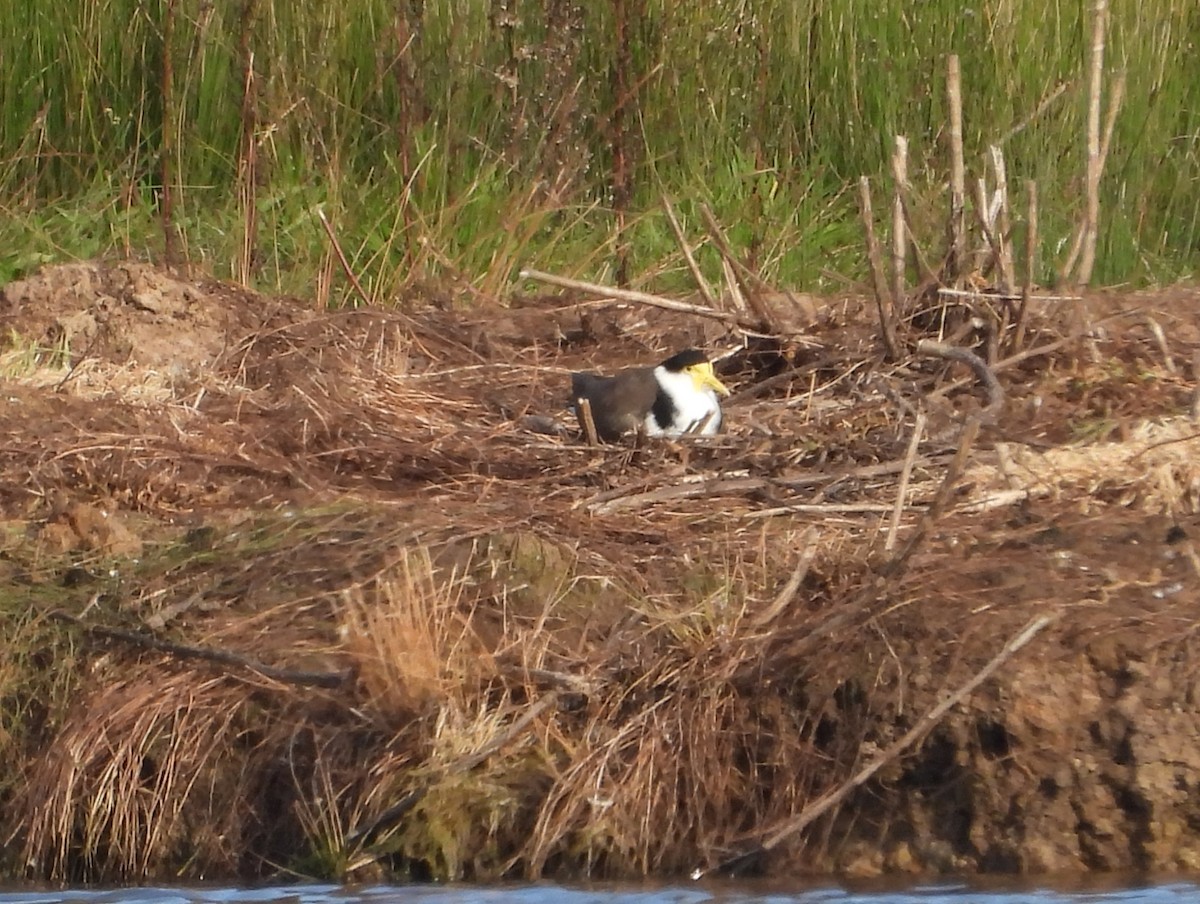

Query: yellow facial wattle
686;361;730;396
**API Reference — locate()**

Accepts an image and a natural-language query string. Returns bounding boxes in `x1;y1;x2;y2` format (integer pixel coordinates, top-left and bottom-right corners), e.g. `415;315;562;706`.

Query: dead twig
879;415;981;579
750;528;819;628
935;287;1081;303
1000;80;1071;145
575;396;601;446
886;411;926;552
858;176;900;360
588;475;770;515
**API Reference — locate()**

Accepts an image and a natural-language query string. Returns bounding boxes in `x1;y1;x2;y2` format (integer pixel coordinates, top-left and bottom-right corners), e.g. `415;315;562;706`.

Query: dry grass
2;263;1200;881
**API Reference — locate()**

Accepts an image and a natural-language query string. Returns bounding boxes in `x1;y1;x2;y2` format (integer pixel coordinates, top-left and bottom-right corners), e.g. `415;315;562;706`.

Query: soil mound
1;261;1199;883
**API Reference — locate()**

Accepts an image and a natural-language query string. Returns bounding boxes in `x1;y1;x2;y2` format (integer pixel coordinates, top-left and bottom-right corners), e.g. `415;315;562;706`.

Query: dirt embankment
1;261;1199;883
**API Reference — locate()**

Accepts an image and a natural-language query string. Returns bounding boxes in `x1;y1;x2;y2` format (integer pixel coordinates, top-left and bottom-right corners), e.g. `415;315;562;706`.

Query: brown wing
570;368;658;441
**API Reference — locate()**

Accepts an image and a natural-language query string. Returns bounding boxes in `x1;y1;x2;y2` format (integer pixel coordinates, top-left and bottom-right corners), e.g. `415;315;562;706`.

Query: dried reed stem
1097;69;1126;176
886;411;926;552
698;203;779;332
160;0;178;266
661;194;718;308
750;528;818;628
936;287;1079;303
610;0;635;287
880;414;981;579
891;135;909;316
857;176;900;359
1077;0;1109;285
234;29;258;287
721;257;750;315
1000;80;1070;144
713;612;1058;875
1014;179;1038;352
972;177;1005;286
318;209;373;307
989;146;1015;293
946;54;966;284
1145;316;1176;375
519;268;753;328
1056;221;1086;286
576;396;601;446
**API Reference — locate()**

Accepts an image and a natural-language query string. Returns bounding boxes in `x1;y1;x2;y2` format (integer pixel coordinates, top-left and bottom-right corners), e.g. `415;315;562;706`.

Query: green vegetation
1;0;1197;296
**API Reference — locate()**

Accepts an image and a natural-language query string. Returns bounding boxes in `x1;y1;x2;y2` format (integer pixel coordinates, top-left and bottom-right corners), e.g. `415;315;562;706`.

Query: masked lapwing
570;348;730;442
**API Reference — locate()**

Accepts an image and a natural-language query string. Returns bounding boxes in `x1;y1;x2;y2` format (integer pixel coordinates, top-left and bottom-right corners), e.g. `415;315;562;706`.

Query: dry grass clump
17;667;252;880
7;503;878;882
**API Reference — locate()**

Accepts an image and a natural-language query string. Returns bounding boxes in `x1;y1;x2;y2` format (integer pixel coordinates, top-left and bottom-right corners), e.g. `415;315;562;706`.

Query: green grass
0;0;1196;297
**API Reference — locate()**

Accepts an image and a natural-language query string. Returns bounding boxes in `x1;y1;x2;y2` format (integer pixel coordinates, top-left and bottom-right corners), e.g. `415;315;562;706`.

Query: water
1;880;1198;904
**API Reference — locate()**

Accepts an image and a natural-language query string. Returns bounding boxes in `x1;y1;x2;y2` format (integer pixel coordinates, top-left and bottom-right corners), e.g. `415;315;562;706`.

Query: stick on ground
886;411;926;552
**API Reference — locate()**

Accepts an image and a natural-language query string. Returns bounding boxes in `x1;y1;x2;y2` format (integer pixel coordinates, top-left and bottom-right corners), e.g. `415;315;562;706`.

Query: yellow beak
688;362;730;396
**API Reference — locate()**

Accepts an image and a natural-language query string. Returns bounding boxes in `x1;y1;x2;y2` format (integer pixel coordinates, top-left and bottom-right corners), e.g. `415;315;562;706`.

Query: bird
569;348;730;442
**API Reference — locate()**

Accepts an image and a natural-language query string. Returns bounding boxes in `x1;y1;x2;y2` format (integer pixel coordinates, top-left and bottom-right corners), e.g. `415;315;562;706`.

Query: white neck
645;366;722;436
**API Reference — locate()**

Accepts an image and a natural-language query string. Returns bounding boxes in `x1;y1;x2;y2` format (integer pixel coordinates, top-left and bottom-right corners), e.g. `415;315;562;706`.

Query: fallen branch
51;610;348;689
588;475;770;515
519;268;757;329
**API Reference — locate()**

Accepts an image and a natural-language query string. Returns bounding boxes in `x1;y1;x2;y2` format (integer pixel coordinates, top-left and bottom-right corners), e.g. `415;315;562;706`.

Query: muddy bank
0;262;1198;883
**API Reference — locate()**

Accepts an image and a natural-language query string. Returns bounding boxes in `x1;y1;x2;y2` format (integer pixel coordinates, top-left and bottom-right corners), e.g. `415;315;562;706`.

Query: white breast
644;367;723;436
